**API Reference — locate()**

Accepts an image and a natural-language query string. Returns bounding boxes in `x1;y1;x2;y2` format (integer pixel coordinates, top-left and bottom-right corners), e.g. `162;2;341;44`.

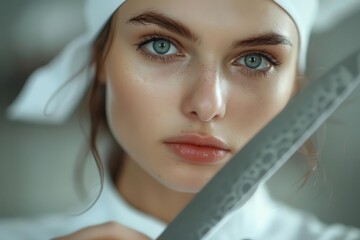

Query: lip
164;134;230;164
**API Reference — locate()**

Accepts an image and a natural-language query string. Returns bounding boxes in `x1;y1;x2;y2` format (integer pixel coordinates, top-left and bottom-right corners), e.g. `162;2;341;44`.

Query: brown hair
74;15;118;203
79;13;317;201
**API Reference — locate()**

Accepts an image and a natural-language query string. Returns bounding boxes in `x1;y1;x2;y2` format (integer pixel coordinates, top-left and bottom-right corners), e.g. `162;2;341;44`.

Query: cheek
258;56;298;114
256;79;295;127
105;69;163;148
103;51;183;161
103;42;190;141
104;45;155;139
230;74;296;144
262;80;294;119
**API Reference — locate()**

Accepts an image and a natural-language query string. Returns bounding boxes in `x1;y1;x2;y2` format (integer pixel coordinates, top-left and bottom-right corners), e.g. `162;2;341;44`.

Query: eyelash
233;51;281;78
135;34;184;63
135;34;281;77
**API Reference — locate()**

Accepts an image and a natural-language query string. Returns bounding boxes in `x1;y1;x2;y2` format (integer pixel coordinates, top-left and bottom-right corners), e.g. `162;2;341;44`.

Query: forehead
118;0;298;44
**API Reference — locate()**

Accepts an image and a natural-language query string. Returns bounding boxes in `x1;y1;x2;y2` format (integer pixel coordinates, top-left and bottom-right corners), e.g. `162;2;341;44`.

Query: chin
153;167;216;194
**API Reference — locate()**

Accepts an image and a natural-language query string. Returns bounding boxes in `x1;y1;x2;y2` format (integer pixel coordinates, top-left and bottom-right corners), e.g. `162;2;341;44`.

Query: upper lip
164;133;230;151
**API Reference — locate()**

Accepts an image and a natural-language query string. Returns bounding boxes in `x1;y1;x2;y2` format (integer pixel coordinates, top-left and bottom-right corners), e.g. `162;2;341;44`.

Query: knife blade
157;49;360;240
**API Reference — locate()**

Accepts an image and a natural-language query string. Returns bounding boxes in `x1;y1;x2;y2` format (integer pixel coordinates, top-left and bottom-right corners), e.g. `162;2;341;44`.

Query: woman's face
104;0;299;193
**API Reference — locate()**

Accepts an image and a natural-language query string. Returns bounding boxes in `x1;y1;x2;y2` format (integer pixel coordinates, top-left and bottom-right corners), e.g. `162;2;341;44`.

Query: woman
3;0;360;239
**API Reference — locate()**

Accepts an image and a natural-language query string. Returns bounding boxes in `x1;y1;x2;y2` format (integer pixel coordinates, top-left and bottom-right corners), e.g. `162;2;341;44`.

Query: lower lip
165;143;228;164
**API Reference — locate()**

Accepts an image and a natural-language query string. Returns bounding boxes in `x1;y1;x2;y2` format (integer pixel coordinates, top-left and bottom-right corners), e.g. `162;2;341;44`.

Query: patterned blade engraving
157;50;360;240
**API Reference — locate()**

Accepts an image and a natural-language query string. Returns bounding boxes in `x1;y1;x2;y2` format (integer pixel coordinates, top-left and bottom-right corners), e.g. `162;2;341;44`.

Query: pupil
245;54;262;68
153;40;170;54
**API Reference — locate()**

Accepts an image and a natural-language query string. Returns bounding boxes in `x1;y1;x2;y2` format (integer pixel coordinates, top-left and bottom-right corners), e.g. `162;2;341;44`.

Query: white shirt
0;177;359;240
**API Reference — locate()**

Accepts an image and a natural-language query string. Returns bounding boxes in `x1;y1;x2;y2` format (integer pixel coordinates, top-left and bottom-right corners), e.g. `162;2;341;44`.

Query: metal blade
157;50;360;240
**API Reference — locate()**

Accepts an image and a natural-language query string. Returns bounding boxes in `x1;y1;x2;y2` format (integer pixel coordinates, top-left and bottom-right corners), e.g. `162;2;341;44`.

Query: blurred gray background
1;0;360;229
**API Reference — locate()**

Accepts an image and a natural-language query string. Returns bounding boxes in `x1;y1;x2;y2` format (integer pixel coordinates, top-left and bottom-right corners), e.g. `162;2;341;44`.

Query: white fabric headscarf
7;0;319;124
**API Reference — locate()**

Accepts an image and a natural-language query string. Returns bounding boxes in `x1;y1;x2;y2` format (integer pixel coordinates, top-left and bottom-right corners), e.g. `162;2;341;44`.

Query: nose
181;65;226;122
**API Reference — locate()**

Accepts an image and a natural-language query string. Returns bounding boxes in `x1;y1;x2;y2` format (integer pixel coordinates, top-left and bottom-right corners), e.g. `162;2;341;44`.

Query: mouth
164;133;230;164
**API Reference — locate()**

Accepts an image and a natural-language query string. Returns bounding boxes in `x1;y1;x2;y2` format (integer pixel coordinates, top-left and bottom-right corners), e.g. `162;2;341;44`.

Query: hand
52;221;151;240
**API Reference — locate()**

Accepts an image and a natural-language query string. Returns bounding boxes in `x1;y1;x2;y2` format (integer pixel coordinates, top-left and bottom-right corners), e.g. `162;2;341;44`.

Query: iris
244;54;263;69
153;39;171;55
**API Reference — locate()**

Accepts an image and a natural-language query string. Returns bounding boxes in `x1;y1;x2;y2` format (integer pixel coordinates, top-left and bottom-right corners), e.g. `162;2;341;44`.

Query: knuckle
104;221;121;231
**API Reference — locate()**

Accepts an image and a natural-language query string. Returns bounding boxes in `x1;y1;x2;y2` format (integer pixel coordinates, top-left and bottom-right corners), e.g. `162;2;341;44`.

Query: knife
157;49;360;240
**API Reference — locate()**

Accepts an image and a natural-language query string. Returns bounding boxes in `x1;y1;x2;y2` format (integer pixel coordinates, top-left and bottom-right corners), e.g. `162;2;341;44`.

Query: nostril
189;111;200;119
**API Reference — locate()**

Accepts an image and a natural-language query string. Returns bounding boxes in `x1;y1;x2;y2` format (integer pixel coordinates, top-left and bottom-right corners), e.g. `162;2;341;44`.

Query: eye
234;53;272;71
142;38;179;56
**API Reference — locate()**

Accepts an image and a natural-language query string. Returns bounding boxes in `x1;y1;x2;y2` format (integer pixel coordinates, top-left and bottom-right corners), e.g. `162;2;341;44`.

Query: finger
52;221;150;240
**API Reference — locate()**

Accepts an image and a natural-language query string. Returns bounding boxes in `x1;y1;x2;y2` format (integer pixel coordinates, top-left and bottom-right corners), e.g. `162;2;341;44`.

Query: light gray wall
0;0;360;229
0;0;87;216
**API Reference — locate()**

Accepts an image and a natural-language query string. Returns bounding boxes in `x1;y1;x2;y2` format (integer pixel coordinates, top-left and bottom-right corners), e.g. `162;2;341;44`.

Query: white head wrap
7;0;318;124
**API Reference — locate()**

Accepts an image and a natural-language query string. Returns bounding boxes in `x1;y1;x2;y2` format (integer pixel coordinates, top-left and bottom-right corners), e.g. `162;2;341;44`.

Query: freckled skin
103;0;299;223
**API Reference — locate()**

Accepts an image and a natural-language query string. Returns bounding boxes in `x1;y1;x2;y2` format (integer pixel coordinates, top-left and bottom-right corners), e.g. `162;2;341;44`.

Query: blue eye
143;39;178;55
236;53;272;70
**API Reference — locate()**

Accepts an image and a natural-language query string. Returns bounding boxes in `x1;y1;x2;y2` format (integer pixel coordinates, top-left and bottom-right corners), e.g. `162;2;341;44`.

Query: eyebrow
231;33;293;48
128;11;199;42
128;11;293;48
